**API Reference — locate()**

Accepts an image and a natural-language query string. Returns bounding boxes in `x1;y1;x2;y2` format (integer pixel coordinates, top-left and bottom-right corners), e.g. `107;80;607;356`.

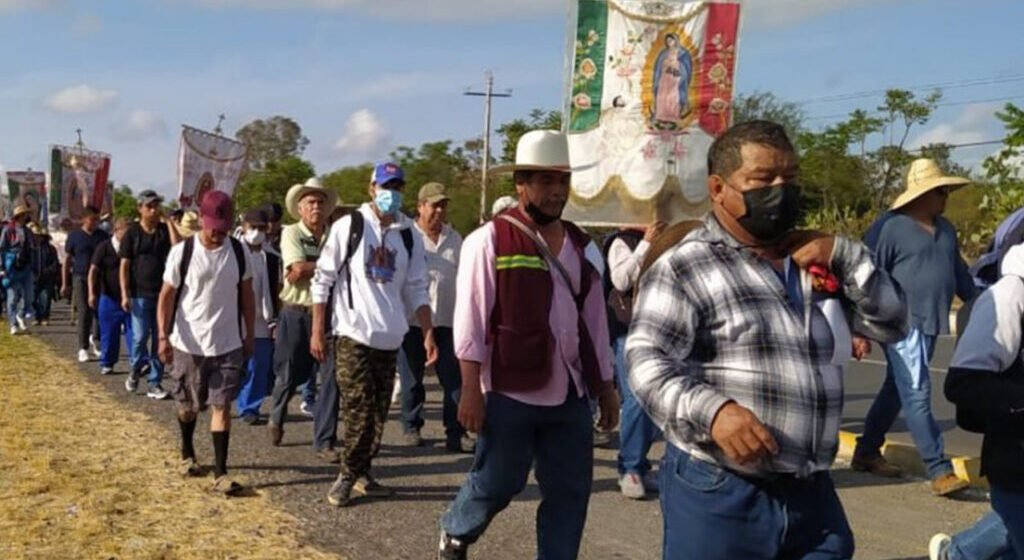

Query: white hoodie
951;244;1024;372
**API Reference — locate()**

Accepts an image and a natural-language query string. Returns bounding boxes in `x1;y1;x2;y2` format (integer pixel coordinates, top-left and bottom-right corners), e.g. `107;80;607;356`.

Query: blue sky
1;0;1023;199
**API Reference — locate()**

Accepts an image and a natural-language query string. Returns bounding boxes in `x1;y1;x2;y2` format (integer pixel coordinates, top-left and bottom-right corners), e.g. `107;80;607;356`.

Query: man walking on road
120;190;175;400
29;223;59;326
853;158;977;497
64;205;107;361
90;218;133;375
310;161;437;507
628;121;908;560
397;182;472;453
437;131;618;560
158;190;254;495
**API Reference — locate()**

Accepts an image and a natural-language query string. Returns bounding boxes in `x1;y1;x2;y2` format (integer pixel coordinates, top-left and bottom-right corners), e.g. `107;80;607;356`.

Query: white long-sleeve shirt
311;203;431;351
607;237;650;292
408;222;462;328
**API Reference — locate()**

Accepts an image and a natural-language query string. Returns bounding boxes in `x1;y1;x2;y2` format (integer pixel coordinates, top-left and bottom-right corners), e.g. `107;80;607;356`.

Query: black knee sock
179;418;197;460
212;431;230;478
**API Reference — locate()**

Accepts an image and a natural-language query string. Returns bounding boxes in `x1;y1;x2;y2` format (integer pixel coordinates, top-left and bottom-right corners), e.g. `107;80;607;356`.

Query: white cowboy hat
490;130;592;173
891;158;970;210
286;177;338;220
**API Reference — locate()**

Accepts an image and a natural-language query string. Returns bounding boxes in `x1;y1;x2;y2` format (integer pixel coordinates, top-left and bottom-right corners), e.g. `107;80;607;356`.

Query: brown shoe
268;423;283;447
931;473;969;496
316;447;341;464
399;430;422;447
850;453;903;478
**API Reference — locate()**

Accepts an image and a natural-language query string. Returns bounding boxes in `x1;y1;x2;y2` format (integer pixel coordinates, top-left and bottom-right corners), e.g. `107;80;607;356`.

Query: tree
871;89;942;205
233;157;315;220
113;185;139;220
732;91;806;140
235;116;310;170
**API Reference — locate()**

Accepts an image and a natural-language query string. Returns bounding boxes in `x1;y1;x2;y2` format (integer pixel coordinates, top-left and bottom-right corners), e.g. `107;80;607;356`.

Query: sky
1;0;1023;199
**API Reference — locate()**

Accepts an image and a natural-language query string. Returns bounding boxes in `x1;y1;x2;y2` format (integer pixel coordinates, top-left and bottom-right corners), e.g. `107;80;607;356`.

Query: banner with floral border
563;0;741;226
49;145;112;229
6;170;47;225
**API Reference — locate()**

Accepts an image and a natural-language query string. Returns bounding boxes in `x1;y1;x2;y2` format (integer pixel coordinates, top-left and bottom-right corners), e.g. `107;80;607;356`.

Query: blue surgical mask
375;188;402;216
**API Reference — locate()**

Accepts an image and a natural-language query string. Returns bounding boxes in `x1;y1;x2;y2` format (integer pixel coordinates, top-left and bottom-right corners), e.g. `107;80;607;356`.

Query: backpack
340;210;413;309
601;230;642;326
5;225;31;271
170;236;247;337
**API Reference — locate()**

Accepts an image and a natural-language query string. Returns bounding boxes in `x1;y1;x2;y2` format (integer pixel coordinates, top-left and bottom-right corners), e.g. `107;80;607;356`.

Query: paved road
843;335;982;458
29;304;990;560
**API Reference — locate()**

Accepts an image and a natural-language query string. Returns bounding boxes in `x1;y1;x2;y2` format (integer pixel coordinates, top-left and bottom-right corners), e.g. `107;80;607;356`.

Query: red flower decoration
809;264;840;294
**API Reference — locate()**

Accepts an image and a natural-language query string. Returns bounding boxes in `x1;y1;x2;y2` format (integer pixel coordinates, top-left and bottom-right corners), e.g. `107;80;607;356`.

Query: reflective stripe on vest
496;254;549;271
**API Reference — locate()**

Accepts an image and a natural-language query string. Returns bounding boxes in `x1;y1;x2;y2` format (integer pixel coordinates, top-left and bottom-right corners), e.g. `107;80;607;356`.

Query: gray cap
137;189;164;205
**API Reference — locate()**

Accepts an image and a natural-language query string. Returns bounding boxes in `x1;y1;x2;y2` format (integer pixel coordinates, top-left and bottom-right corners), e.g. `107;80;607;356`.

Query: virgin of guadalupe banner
563;0;741;226
177;125;247;209
6;170;47;225
49;145;112;229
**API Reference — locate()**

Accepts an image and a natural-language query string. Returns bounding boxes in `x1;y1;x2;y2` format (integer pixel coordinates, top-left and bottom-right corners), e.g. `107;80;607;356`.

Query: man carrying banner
64;205;108;361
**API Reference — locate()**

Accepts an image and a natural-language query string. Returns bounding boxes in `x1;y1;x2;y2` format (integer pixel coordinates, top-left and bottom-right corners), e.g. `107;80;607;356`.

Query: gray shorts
171;348;245;413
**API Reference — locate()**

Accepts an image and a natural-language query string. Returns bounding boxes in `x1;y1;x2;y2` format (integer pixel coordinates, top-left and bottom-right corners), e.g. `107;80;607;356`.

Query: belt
281;303;312;314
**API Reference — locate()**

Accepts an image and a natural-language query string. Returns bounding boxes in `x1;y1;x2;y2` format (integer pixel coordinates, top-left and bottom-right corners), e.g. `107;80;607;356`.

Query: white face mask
244;229;266;246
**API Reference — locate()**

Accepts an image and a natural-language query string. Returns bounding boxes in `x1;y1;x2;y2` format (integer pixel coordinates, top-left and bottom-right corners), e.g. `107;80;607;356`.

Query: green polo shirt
279;221;326;306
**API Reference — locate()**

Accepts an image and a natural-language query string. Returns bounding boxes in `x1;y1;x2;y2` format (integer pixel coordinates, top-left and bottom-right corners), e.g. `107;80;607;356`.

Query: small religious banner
6;170;48;225
563;0;740;226
177;125;247;209
49;145;112;228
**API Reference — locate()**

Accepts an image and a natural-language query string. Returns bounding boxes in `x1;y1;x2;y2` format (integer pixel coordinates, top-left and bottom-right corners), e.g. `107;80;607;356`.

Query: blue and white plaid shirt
626;215;908;477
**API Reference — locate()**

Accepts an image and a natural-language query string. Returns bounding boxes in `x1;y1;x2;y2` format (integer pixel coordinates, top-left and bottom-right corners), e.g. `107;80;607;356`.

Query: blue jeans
614;335;660;475
97;295;133;369
442;392;593;559
948;510;1016;560
129;297;163;388
856;327;953;479
236;338;275;418
992;485;1024;560
398;326;464;443
313;340;339;451
34;284;53;320
660;444;854;560
6;272;34;326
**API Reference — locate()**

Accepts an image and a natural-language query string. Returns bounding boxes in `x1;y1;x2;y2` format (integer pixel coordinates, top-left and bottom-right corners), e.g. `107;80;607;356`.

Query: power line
909;139;1004;152
793;73;1024;105
804;93;1024;122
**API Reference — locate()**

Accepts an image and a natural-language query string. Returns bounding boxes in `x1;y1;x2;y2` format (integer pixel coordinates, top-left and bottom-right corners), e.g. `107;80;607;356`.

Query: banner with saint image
563;0;740;226
49;145;112;228
177;125;247;209
6;170;48;224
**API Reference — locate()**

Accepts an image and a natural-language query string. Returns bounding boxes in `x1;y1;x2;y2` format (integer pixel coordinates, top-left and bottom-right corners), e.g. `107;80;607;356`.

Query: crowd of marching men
2;121;1023;560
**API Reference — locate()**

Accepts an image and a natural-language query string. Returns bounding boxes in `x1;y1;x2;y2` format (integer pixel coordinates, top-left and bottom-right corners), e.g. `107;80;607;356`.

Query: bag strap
342;211;365;309
170;237;195;333
401;228;414;258
228;237;247;338
497;214;582;306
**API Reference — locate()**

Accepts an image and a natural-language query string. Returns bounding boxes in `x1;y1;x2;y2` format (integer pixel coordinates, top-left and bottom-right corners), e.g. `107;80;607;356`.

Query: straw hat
490;130;592;173
178;210;200;237
891;158;970;210
285;177;338;220
11;204;30;220
27;222;47;236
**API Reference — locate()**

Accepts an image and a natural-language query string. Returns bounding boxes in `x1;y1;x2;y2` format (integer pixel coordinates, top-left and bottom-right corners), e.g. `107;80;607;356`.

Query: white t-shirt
164;238;253;357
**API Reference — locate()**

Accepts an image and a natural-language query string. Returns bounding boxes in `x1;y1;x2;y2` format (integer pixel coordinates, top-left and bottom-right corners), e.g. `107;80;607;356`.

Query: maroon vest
489;207;605;396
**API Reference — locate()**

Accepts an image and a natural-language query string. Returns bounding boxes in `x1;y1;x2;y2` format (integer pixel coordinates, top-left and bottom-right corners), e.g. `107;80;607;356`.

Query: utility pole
464;71;511;223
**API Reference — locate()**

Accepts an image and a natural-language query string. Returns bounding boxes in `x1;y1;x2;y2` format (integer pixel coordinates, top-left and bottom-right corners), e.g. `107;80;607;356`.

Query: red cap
200;190;234;233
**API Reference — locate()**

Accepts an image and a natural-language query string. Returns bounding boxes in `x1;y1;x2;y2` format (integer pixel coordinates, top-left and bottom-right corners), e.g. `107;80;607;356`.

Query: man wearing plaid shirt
627;121;908;560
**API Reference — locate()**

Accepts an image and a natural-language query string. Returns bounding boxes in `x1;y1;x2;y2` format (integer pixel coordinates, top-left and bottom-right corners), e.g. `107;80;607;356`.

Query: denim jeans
236;338;275;418
6;272;33;327
398;326;464;443
442;392;592;560
948;510;1015;560
98;295;133;369
660;444;854;560
992;485;1024;560
268;308;316;428
129;297;163;388
312;339;339;451
33;284;52;320
614;335;660;475
856;327;953;479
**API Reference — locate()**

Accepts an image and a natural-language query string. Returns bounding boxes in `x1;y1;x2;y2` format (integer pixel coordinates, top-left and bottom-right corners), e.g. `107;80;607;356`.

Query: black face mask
525;201;560;226
728;182;802;242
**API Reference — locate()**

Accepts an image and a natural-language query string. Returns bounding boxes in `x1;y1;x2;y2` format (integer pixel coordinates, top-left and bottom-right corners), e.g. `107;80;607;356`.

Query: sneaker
78;349;90;363
316;447;341;464
16;314;27;332
438;531;469;560
326;474;357;507
445;435;476;454
299;401;315;418
850;453;902;478
9;326;17;336
180;457;203;478
931;473;970;497
593;428;615;448
211;475;244;496
618;473;646;500
400;429;423;447
353;474;392;498
41;320;49;327
240;412;260;426
147;385;169;400
100;366;114;375
642;471;659;493
89;340;101;359
124;372;140;393
929;532;951;560
268;423;283;447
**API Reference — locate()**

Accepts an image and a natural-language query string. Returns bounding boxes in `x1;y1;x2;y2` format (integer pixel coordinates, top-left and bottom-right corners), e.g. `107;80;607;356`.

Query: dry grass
0;333;342;560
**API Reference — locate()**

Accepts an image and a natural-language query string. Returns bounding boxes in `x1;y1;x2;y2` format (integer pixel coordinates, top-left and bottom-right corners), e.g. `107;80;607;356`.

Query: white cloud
194;0;556;21
113;110;168;141
333;109;389;158
43;84;118;114
911;103;999;149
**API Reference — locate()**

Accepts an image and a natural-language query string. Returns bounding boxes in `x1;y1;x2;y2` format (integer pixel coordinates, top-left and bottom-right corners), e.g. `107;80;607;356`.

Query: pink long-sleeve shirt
453;221;614;407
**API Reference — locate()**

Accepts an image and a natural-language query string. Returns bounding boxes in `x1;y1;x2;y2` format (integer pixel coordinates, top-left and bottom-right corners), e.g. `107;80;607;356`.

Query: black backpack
170;236;248;337
340;211;413;309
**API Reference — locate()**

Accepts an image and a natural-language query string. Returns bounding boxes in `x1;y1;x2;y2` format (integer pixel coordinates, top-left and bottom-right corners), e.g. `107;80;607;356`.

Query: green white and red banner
49;145;112;228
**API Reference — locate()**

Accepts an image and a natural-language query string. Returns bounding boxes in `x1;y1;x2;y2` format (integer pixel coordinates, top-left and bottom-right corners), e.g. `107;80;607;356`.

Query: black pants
72;275;99;350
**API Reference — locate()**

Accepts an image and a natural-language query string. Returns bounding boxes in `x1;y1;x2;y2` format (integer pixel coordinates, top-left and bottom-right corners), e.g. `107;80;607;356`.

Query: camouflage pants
335;336;397;478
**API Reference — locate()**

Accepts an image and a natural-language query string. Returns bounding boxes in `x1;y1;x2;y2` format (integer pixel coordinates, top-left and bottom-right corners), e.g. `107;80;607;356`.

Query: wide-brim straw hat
891;158;970;210
491;130;593;173
11;204;30;220
179;210;200;237
286;177;338;220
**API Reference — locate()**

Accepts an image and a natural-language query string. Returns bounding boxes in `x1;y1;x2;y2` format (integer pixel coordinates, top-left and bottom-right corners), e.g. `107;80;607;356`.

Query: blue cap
372;162;405;186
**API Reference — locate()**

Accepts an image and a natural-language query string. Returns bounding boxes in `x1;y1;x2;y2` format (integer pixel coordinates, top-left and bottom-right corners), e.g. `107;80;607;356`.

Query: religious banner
6;170;47;225
49;145;112;228
177;125;247;209
563;0;741;226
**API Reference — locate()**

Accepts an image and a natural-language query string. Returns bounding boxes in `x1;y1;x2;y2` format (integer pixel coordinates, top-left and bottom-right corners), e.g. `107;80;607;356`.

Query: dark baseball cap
243;208;268;227
200;190;234;233
137;189;164;206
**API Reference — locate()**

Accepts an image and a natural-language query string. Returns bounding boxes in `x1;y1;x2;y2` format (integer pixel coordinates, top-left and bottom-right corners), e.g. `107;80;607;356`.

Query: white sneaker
100;366;114;375
16;315;27;332
89;340;101;358
299;401;315;418
147;385;169;400
9;325;17;336
77;349;90;363
929;533;951;560
618;473;646;500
